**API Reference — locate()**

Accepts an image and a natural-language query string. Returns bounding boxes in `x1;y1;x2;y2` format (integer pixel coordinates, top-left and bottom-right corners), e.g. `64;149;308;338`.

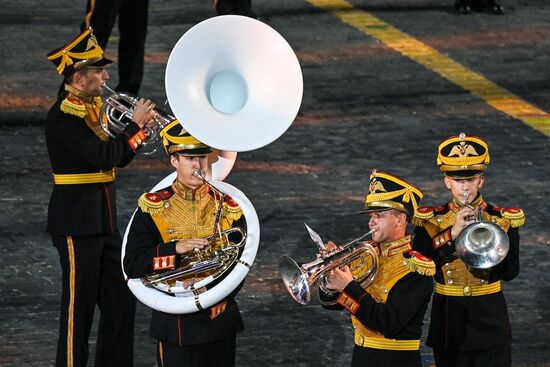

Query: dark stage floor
1;0;549;365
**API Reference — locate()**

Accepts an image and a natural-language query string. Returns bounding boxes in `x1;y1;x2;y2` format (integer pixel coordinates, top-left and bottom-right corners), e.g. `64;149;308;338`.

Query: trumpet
100;84;175;154
279;229;379;305
455;192;509;269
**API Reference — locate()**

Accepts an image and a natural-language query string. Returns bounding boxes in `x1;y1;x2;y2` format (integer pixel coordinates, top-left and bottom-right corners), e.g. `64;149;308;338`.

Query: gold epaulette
412;206;436;226
138;191;172;216
406;251;436;276
60;96;86;118
500;207;525;228
222;197;243;222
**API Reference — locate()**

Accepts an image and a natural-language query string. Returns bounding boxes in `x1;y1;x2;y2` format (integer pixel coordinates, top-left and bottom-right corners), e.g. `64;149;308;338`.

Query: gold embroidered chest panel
151;185;228;244
351;237;413;338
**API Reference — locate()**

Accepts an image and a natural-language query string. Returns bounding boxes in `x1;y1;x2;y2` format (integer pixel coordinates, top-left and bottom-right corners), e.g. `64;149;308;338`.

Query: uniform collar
379;235;412;257
64;84;95;103
172;180;209;201
449;194;487;212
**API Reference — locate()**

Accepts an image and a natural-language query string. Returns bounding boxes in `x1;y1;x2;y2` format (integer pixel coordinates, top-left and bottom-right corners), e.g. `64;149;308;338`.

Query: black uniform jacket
124;185;245;346
319;236;434;361
45;91;142;235
412;196;521;352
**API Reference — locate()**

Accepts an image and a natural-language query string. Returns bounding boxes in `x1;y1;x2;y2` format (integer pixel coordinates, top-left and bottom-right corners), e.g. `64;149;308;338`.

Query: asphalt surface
1;0;549;366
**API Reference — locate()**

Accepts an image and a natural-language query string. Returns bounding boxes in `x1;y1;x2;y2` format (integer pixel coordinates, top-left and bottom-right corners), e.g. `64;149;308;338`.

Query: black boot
484;0;504;14
454;0;472;14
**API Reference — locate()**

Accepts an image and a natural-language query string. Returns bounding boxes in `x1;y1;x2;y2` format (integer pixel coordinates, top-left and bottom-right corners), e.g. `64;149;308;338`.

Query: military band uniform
412;133;524;367
123;122;245;367
320;171;435;367
413;197;522;365
46;29;149;367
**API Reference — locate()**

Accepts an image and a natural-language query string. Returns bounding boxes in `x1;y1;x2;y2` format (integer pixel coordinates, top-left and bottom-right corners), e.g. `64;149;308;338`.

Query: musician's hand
175;238;208;254
132;99;157;128
324;266;353;292
317;241;338;259
451;207;476;240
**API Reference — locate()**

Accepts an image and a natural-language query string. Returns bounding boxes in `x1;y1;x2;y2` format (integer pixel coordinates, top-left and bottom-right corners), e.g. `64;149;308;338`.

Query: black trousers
81;0;149;94
52;232;136;367
351;345;422;367
433;344;512;367
214;0;253;16
157;336;236;367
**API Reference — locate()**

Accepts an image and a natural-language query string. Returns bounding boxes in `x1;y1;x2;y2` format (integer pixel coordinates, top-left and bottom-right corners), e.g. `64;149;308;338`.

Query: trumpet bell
279;255;311;305
455;221;510;269
165;15;303;152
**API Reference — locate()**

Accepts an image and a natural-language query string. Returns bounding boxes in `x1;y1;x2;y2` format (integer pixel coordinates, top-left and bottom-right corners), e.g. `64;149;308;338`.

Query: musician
320;171;435;367
45;28;157;367
124;121;245;367
412;133;524;367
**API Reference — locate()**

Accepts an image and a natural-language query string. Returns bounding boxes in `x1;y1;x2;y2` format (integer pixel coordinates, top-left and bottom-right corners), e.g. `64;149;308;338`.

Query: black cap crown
47;28;113;76
363;170;423;217
160;120;212;156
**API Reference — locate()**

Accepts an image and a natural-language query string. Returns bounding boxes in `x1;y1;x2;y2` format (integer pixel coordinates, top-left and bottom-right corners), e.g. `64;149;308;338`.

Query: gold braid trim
61;98;86;118
411;216;425;227
406;255;436;276
222;202;243;222
138;193;165;216
501;208;525;228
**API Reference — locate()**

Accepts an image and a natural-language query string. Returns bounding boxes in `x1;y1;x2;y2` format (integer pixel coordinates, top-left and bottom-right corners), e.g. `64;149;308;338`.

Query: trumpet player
45;28;158;367
320;170;435;367
124;121;245;367
412;133;525;367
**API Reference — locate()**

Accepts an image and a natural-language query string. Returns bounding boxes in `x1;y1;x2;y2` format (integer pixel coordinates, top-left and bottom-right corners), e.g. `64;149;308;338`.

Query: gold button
448;279;454;284
463;286;472;296
446;270;452;276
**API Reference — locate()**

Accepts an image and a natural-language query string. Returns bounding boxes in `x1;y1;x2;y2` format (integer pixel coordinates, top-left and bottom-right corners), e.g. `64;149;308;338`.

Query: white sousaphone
121;15;303;314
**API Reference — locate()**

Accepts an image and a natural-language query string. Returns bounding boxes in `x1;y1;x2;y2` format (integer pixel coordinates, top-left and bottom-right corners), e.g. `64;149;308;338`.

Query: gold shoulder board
222;197;243;222
412;206;435;226
501;207;525;228
60;96;86;118
138;191;171;216
406;251;436;276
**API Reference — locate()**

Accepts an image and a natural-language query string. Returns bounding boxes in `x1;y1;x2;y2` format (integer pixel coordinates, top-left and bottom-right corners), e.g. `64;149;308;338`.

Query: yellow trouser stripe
53;169;115;185
435;281;501;296
355;333;420;350
305;0;550;136
67;236;76;367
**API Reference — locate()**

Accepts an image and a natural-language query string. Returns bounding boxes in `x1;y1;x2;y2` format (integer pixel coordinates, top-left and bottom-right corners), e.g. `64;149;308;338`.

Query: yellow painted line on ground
306;0;550;136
